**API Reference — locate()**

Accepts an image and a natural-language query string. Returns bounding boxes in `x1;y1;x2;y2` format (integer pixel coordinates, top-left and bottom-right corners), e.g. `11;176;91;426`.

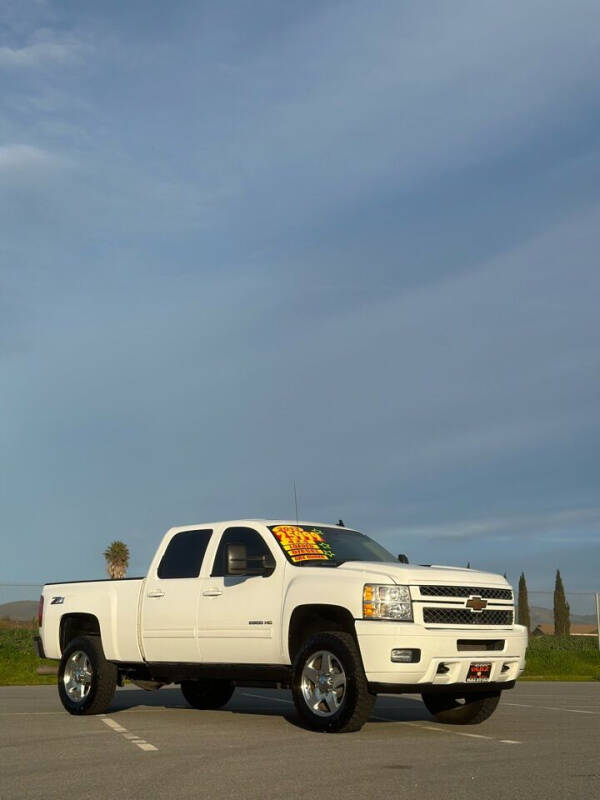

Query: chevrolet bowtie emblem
465;596;487;611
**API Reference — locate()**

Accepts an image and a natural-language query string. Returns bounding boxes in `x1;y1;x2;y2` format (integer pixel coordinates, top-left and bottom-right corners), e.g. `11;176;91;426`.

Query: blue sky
2;1;599;593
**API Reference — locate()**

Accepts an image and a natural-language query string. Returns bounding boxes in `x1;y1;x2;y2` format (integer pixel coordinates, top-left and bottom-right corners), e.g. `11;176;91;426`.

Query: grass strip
0;620;56;686
522;635;600;681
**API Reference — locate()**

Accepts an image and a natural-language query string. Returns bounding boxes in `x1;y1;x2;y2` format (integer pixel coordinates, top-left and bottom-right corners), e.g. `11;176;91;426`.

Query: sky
1;0;599;596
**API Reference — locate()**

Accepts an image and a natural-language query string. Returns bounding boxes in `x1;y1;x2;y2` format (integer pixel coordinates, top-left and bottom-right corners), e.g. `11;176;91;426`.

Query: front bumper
356;620;527;690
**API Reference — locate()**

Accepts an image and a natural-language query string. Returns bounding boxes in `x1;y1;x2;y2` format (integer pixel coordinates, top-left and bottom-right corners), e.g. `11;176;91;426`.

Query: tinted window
212;527;274;577
157;530;213;579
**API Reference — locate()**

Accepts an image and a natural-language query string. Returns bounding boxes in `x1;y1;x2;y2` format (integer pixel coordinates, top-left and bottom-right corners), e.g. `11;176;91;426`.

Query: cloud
0;41;77;68
181;0;600;232
0;144;65;171
400;508;600;541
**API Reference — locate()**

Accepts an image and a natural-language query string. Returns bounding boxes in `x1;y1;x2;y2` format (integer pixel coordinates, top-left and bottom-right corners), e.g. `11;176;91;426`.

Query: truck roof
168;519;360;533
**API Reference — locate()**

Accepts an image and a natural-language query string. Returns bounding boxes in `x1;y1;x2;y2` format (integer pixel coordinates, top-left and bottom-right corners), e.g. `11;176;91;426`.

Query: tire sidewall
292;632;364;732
58;636;105;715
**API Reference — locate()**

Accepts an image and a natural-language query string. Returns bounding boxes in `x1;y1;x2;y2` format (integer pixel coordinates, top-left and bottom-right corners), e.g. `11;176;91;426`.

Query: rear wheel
58;636;117;715
180;679;235;709
291;631;374;733
422;691;501;724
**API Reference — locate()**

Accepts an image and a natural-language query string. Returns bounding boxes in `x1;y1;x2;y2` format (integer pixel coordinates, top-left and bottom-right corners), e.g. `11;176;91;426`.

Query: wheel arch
288;604;357;662
59;613;102;653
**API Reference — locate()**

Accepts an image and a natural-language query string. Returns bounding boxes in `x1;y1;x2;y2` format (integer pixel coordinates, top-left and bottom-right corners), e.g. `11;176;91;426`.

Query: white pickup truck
36;520;527;732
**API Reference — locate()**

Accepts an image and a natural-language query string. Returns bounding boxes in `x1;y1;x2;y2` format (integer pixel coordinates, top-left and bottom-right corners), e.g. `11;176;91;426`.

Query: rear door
141;529;213;662
197;526;285;664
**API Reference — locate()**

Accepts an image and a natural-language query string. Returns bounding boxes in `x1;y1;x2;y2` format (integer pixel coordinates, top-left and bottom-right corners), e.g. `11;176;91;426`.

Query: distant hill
530;605;596;629
0;601;38;621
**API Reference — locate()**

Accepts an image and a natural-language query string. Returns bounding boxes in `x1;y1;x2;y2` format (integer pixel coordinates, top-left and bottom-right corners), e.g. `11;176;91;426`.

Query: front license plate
467;662;492;682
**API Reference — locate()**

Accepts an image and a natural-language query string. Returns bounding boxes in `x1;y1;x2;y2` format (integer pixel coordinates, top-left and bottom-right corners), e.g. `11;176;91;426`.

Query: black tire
422;691;501;724
180;679;235;709
291;631;375;733
58;635;117;715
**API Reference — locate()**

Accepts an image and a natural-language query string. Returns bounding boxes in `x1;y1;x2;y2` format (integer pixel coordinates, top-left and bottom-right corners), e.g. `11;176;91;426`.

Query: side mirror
226;544;275;576
261;552;276;575
398;553;409;564
226;543;248;575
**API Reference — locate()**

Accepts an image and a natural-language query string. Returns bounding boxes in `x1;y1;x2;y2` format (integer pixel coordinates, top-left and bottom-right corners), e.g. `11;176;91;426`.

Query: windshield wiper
297;559;348;567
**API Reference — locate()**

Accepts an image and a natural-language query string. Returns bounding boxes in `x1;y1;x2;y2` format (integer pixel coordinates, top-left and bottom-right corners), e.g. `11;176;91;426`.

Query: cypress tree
517;572;531;632
553;569;571;636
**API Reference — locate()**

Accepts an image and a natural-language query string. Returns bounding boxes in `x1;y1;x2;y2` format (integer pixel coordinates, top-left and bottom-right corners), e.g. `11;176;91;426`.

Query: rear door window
157;530;213;578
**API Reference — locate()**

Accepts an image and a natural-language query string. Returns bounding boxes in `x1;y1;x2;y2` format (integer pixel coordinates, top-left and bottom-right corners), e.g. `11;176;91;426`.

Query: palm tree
103;541;130;579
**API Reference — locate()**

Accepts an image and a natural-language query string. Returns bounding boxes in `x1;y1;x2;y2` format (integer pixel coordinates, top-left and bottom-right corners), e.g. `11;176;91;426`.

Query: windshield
268;525;395;566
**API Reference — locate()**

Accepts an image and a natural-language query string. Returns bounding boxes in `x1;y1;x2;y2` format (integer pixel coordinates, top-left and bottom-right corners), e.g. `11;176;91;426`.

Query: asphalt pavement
0;682;598;799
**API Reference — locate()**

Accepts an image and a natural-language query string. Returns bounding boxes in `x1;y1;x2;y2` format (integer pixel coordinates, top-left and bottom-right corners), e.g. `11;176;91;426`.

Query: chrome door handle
147;590;165;598
202;589;223;597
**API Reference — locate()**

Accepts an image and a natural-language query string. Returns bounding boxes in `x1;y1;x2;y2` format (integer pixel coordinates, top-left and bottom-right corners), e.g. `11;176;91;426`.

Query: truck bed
41;578;145;663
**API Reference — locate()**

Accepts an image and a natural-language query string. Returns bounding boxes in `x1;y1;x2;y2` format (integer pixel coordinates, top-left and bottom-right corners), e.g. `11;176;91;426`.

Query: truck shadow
107;687;432;728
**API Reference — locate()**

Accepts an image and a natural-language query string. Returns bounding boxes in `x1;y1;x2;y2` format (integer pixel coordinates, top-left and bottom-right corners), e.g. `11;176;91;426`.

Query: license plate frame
466;662;492;682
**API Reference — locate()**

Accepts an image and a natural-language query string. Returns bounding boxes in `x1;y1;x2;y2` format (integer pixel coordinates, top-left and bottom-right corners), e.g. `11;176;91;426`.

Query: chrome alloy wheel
63;650;93;703
300;650;347;717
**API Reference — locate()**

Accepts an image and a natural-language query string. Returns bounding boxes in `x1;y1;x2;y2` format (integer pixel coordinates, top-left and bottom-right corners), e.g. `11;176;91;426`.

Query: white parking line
241;692;294;705
102;718;127;733
372;716;521;744
504;702;597;715
547;708;595;714
100;717;158;752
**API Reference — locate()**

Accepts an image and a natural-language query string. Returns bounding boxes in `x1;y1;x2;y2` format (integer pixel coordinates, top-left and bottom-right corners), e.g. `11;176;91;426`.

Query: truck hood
336;561;509;586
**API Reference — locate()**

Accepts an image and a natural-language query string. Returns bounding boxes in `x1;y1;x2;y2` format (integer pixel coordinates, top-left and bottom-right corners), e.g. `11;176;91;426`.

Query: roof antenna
293;480;299;523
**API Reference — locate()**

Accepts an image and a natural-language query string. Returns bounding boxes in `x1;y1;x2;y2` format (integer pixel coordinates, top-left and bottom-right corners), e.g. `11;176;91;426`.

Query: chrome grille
418;585;512;600
423;608;514;626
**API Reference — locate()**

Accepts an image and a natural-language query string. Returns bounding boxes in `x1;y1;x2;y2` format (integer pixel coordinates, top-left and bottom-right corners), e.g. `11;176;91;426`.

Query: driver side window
211;527;275;577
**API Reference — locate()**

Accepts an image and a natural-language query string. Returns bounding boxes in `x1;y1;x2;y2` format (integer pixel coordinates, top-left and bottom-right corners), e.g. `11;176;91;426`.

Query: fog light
391;648;420;663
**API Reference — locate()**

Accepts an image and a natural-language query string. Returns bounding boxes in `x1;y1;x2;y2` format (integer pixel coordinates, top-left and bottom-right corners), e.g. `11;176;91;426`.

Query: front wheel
291;631;374;733
180;679;235;709
58;636;117;715
422;691;501;724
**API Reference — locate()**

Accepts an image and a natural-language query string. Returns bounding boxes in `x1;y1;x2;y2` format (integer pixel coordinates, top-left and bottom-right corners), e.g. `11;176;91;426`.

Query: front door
197;526;285;664
141;529;213;662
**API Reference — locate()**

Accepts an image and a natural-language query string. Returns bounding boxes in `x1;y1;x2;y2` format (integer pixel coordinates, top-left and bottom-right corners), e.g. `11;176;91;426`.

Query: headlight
363;584;413;621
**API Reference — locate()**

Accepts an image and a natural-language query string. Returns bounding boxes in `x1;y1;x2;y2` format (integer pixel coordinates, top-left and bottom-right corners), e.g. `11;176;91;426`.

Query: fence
524;591;600;645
